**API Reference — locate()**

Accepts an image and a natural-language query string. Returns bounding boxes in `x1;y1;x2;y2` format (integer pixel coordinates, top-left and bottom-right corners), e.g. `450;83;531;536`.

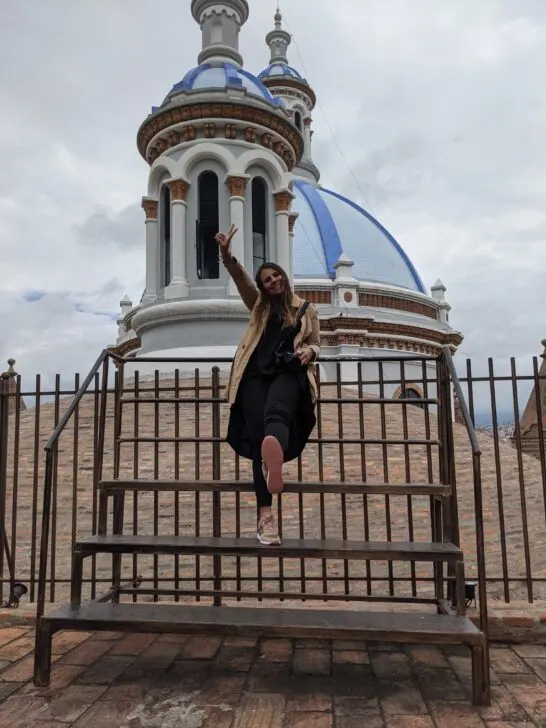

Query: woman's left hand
294;347;314;365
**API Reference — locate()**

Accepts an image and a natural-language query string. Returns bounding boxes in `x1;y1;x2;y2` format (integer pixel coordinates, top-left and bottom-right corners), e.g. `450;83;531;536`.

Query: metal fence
0;351;544;608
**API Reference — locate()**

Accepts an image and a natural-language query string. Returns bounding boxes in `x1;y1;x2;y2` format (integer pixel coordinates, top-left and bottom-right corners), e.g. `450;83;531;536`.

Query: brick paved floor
1;626;546;727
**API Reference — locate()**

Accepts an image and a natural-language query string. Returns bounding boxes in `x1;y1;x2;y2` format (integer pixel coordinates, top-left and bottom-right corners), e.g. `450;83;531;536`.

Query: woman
215;224;320;546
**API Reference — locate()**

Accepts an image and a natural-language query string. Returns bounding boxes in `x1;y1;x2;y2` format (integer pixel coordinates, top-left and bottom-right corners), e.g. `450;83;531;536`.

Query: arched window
400;387;424;409
294;111;302;131
160;184;171;287
252;177;267;275
196;172;219;280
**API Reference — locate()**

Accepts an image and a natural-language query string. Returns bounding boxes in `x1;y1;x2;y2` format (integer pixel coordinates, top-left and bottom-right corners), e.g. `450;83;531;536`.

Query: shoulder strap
295;300;311;325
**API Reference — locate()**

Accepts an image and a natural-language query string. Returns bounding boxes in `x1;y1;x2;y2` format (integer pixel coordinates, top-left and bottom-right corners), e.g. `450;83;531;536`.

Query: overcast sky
1;0;545;416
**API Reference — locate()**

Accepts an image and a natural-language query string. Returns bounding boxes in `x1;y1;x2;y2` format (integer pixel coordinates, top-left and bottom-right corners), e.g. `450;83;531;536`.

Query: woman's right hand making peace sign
215;224;238;260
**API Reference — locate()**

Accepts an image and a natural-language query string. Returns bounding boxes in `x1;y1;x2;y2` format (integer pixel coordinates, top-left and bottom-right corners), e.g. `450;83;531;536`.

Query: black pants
240;373;301;509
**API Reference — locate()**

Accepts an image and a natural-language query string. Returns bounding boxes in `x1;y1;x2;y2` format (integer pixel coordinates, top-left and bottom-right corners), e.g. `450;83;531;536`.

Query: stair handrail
37;349;112;621
442;346;489;687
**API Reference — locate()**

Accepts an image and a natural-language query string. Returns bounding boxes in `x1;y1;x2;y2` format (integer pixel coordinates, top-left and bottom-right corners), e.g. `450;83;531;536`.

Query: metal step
74;534;462;563
99;479;451;496
41;601;483;644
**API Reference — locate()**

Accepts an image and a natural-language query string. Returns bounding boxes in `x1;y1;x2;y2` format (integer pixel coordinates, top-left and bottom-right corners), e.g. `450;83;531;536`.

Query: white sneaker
257;514;282;546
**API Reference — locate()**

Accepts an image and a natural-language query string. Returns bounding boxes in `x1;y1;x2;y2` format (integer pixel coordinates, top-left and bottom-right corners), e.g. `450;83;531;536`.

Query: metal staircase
32;348;490;705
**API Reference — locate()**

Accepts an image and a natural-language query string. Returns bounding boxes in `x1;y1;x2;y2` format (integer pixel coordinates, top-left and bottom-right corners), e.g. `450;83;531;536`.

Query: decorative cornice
320;333;441;356
320;315;462;347
141;198;158;220
274;190;294;213
267;86;314;112
138;102;304;169
261;77;317;109
297;289;332;304
131;299;250;336
191;0;249;26
167;179;190;202
225;175;248;198
359;292;437;320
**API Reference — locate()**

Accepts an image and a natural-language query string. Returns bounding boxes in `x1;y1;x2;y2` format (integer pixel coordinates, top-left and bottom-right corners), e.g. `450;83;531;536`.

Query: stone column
288;212;299;283
274;190;293;276
225;175;248;297
165;179;190;299
141;197;158;304
303;117;312;157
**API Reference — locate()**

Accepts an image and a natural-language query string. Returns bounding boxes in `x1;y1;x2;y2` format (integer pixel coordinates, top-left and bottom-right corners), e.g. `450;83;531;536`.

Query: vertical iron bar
378;361;394;596
9;375;22;590
357;362;371;596
510;357;533;602
211;367;222;606
473;452;490;702
174;369;180;602
194;369;201;602
420;360;434;483
421;361;435;602
444;359;459;547
436;355;450;603
92;357;110;600
297;455;306;600
277;464;284;601
132;371;140;603
532;356;546;533
30;374;41;601
466;359;476;427
235;453;242;602
111;365;125;603
487;358;509;602
36;452;54;619
71;374;80;561
336;362;350;597
316;367;328;599
400;361;417;598
0;375;8;604
153;370;160;601
50;374;61;602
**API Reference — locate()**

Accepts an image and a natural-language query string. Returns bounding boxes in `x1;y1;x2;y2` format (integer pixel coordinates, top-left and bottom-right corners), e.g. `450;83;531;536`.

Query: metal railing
0;349;544;609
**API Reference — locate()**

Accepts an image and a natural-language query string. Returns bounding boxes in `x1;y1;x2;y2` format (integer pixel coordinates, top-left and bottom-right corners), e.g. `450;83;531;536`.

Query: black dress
226;311;317;463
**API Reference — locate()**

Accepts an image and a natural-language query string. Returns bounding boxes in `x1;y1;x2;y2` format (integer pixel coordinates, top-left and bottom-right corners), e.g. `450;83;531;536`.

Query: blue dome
292;180;426;293
159;63;285;109
258;62;308;85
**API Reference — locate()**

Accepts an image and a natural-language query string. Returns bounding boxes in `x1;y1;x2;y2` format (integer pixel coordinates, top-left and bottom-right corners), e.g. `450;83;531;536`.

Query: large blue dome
258;62;308;85
159;63;285;109
292;180;425;293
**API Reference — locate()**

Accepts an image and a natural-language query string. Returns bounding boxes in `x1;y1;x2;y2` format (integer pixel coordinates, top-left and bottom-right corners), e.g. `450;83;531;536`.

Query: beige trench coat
223;256;321;405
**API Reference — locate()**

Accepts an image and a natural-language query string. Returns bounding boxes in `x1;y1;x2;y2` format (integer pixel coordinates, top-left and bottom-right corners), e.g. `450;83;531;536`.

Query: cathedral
114;0;462;396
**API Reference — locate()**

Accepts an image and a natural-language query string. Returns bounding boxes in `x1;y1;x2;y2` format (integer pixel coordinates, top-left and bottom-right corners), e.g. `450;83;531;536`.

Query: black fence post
0;360;22;607
0;370;8;605
211;367;222;606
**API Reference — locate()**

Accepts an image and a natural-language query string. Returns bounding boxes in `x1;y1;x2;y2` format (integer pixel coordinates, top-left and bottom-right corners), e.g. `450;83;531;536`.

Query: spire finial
266;3;291;65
